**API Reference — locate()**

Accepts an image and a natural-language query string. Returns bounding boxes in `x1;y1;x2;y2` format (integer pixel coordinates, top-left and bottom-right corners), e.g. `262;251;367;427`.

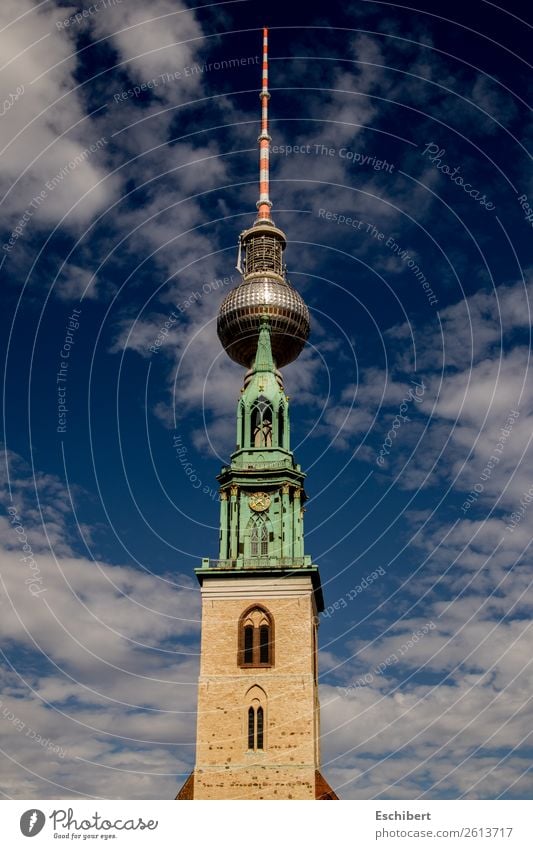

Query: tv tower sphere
217;221;310;368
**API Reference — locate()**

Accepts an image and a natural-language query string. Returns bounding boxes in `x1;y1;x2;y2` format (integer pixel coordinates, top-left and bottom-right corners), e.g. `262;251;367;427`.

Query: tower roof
253;316;276;373
241;317;285;403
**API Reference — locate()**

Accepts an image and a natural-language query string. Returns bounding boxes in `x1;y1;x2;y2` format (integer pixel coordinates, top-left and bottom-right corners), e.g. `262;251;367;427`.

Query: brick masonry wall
193;575;320;799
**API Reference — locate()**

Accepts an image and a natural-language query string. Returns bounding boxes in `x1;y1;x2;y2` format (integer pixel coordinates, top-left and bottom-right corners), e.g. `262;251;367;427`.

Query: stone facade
184;575;326;800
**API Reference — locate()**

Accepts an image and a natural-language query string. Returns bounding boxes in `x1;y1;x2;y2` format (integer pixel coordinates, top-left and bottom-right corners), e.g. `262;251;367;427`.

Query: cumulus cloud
389;274;533;370
320;530;533;799
54;263;100;301
0;447;200;798
314;265;533;799
0;0;118;232
90;0;203;95
372;276;533;504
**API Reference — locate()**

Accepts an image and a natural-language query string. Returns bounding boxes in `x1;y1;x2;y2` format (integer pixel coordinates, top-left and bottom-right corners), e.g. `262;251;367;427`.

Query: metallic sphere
217;276;310;368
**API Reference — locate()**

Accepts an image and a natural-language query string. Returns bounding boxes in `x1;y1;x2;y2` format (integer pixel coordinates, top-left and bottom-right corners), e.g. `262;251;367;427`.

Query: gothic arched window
250;514;268;557
244;624;254;664
277;403;285;448
248;706;255;750
245;685;267;751
238;401;245;449
251;395;273;448
238;606;274;668
256;706;264;749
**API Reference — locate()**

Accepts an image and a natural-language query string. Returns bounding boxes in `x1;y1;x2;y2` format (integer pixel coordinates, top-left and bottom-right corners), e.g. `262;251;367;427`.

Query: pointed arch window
251;395;273;448
238;400;245;449
245;685;267;751
256;706;264;749
244;624;254;664
248;706;255;750
277;402;285;448
250;514;269;557
247;704;264;750
259;624;270;664
238;606;274;668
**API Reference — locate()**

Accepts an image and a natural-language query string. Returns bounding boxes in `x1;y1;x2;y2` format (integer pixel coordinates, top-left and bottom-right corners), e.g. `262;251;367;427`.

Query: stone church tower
176;29;337;801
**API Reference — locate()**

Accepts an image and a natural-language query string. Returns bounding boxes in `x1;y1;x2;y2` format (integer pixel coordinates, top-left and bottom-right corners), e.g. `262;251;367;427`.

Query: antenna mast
257;27;272;222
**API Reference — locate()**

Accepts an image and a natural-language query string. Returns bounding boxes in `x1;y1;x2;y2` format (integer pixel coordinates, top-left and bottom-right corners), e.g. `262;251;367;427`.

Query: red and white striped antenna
256;27;272;222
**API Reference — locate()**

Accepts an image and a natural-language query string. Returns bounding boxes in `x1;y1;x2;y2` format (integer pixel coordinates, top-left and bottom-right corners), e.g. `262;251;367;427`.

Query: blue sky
1;0;532;799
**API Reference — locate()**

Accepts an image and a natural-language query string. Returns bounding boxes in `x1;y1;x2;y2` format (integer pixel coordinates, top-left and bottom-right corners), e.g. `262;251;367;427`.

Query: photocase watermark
50;808;158;834
3;137;107;253
56;307;82;434
173;434;219;501
322;566;386;619
517;193;533;231
56;0;123;30
0;84;24;117
421;143;495;211
0;699;66;758
318;208;367;230
45;137;107;193
113;56;260;103
343;621;436;695
7;506;46;596
369;224;438;307
376;379;426;466
20;810;46;837
504;484;533;534
149;276;237;354
272;142;395;173
318;210;438;307
461;409;520;513
149;311;180;355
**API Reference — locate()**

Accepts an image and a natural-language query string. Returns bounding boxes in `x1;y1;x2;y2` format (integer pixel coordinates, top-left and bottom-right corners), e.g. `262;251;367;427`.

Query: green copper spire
237;318;288;453
253;315;276;373
207;316;310;569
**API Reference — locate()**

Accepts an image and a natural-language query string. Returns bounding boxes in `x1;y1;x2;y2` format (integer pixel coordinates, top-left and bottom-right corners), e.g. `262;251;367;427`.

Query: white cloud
389;274;533;370
369;277;533;502
54;263;99;300
316;273;533;799
0;445;200;797
320;550;533;799
91;0;203;94
0;1;118;231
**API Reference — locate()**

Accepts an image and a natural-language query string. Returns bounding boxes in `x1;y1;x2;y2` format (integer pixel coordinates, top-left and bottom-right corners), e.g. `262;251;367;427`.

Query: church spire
253;315;276;373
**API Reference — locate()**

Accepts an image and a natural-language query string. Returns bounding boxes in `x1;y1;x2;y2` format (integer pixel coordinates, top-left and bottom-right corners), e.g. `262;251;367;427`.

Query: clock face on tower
249;492;271;512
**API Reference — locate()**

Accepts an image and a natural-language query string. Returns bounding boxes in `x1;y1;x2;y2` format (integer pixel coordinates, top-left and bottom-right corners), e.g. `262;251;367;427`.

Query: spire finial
256;27;272;223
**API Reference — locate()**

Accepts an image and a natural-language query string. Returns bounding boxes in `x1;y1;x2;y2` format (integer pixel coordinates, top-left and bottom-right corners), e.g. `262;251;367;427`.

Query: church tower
177;29;337;800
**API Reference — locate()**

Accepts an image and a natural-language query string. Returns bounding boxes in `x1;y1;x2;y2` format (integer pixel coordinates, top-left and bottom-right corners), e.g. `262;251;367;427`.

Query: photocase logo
20;809;46;837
